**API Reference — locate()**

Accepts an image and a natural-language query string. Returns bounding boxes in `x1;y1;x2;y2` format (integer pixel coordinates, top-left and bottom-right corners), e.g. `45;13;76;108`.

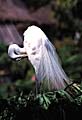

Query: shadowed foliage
0;83;82;120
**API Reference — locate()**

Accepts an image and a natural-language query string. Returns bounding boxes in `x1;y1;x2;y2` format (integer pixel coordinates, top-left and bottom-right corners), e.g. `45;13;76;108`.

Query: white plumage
8;25;69;92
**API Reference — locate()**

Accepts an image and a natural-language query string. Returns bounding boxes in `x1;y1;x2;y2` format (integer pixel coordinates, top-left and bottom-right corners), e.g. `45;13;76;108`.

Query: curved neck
8;44;28;60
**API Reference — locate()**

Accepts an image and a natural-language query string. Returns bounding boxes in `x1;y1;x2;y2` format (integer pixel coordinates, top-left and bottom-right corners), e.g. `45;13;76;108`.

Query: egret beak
15;53;28;61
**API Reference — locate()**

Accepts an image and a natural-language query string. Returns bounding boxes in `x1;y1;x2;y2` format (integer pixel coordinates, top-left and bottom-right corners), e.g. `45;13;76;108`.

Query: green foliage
52;0;81;40
0;43;10;67
56;0;77;9
0;83;82;120
58;44;82;81
0;43;7;55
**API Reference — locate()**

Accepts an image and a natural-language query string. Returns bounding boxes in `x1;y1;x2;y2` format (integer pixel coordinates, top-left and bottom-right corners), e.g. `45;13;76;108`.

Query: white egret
8;25;69;93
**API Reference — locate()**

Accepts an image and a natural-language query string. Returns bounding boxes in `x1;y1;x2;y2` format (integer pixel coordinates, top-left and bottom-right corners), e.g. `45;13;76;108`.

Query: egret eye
14;50;20;55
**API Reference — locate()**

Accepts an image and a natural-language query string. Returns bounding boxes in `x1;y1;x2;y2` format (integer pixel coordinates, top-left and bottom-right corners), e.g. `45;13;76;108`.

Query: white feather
23;25;69;91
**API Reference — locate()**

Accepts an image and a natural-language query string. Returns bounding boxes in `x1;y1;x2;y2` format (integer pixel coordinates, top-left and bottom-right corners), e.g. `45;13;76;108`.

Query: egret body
8;25;69;92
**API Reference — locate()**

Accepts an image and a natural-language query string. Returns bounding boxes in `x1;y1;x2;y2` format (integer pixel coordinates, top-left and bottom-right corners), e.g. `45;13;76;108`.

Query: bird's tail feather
36;39;69;91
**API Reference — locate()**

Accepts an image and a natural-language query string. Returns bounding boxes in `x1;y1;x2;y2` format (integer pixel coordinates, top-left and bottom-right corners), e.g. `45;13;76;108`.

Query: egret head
8;44;27;60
